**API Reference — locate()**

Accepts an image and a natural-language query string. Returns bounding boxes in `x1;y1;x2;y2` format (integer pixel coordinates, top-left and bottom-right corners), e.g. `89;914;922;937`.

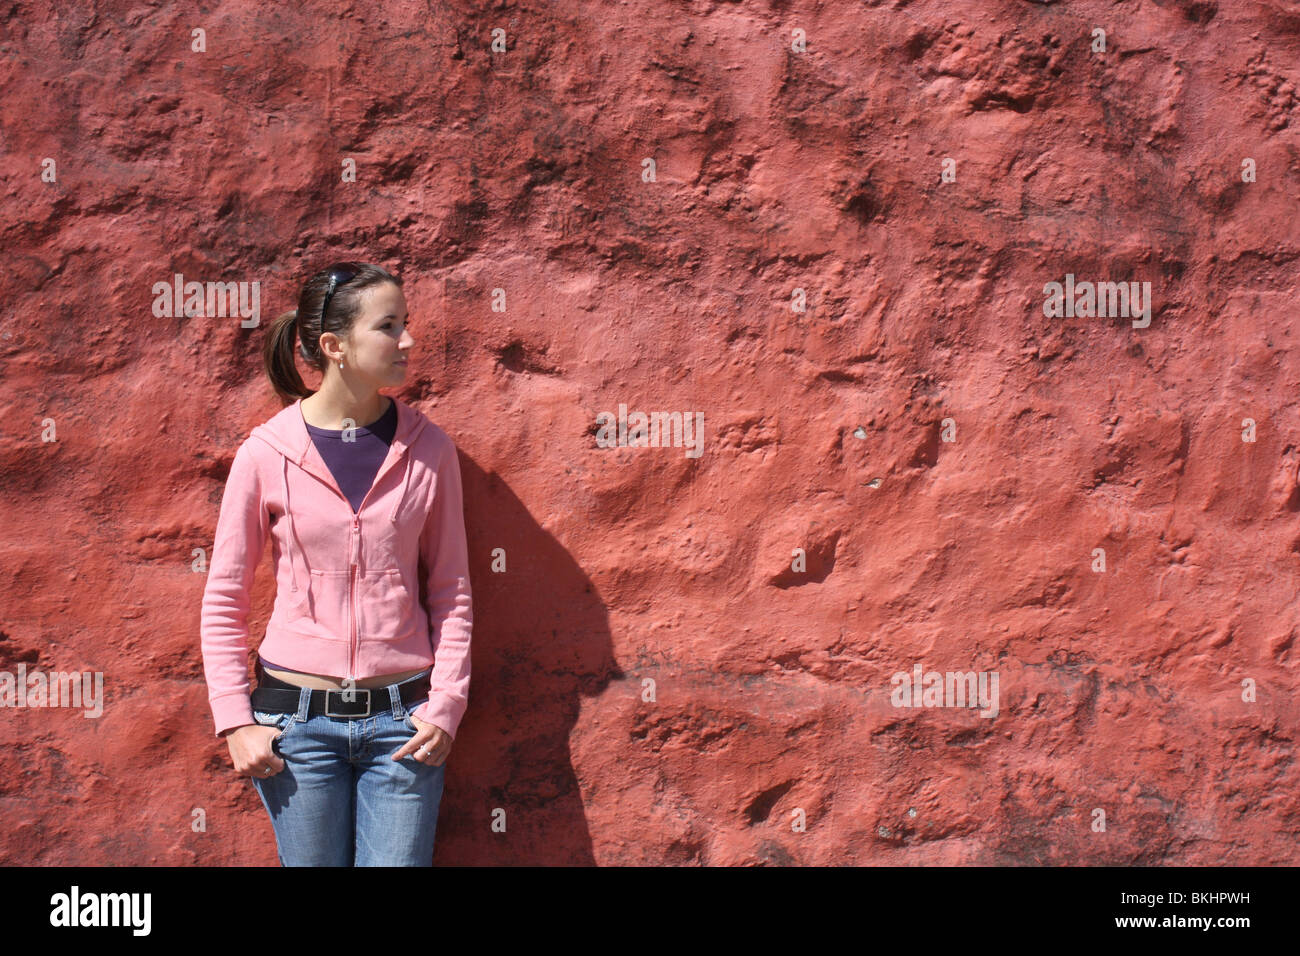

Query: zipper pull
351;517;360;566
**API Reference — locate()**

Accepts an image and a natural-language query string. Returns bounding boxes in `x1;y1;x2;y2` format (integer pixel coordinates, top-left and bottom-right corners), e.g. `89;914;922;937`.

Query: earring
338;361;344;369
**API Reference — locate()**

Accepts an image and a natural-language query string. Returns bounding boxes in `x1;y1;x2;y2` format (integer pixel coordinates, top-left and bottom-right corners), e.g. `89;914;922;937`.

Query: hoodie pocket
287;568;352;637
357;568;416;640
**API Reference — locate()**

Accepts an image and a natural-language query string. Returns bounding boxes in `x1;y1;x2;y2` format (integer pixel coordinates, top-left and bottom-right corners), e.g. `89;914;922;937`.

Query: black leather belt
250;662;431;719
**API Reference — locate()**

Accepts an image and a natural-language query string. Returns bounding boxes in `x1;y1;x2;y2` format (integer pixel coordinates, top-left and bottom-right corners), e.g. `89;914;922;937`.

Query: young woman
199;261;473;866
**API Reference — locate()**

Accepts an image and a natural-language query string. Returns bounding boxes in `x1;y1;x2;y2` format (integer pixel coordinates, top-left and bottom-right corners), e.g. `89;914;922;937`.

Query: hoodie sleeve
200;439;269;737
411;432;473;741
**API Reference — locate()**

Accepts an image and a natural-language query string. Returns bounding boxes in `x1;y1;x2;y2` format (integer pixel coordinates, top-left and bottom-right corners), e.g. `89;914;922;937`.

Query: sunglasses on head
321;266;358;323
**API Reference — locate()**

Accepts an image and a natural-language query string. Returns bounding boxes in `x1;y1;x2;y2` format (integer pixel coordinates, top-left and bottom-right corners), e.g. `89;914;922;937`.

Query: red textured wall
2;0;1298;865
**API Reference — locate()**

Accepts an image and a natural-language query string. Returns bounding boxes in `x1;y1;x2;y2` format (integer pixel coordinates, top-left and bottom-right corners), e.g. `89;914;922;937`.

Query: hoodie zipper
306;469;381;684
349;515;359;682
345;447;406;684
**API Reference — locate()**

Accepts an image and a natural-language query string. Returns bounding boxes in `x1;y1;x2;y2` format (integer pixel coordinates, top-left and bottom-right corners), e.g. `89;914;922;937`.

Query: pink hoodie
200;396;472;740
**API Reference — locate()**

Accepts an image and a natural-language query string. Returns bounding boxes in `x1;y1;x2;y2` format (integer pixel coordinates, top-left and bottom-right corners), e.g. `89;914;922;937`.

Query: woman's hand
224;724;286;777
393;713;452;766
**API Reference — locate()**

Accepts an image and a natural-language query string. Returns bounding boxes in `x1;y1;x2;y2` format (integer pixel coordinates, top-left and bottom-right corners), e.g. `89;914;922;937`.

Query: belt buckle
325;687;371;717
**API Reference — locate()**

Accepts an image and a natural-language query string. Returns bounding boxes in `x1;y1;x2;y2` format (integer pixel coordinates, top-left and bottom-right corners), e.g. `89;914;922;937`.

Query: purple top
259;397;397;676
304;397;398;513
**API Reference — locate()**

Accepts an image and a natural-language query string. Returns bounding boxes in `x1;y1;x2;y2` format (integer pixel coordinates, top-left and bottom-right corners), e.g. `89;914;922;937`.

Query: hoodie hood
248;396;427;604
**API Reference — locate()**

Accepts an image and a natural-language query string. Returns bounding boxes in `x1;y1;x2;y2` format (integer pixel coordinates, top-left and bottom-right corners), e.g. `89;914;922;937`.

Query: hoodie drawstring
282;456;301;597
389;449;413;523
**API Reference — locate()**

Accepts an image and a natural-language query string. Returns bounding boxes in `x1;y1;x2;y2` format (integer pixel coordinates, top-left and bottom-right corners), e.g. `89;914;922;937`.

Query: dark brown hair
262;261;403;405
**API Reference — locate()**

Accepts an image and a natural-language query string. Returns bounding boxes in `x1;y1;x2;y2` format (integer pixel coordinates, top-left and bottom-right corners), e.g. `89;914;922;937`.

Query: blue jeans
250;671;445;866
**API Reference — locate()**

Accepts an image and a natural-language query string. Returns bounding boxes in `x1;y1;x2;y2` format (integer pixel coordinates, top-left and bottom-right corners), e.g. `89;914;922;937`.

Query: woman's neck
301;390;390;430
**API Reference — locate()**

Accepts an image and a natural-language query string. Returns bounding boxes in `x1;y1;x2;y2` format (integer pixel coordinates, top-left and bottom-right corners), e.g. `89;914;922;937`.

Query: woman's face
325;282;414;386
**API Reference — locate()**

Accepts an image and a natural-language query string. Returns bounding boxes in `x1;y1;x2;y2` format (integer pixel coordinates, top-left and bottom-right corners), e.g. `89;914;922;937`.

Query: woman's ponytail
262;308;313;405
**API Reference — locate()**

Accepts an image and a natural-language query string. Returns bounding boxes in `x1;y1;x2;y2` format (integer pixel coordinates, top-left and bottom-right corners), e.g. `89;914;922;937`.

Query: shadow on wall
434;450;621;864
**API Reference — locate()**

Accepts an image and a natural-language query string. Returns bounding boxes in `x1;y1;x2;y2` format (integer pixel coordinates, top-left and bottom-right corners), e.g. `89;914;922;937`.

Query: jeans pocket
252;709;293;742
395;707;420;733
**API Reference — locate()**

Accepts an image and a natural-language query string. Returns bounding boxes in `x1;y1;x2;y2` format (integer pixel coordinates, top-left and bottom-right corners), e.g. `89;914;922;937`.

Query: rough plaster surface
1;1;1298;865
